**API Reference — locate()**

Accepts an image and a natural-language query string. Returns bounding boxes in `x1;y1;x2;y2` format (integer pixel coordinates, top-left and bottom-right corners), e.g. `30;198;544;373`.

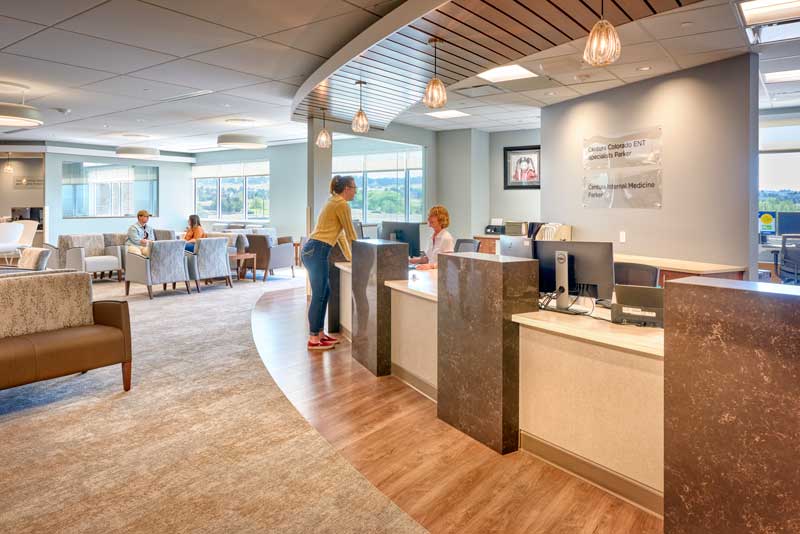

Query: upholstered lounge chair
185;237;233;291
125;240;190;299
246;234;295;281
46;234;123;281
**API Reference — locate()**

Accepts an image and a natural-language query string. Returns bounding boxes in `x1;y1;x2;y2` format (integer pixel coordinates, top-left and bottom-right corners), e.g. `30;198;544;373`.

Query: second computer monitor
534;241;614;300
379;221;421;257
499;235;534;258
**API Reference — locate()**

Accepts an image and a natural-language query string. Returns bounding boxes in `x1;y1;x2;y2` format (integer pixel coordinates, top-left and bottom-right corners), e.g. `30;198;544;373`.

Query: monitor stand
555;250;570;311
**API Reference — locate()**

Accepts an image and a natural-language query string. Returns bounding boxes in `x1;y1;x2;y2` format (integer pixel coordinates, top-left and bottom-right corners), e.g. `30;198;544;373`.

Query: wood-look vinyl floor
252;289;663;534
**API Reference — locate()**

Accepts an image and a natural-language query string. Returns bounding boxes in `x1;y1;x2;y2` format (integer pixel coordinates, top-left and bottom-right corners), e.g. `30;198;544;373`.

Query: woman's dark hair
188;214;201;228
330;175;356;195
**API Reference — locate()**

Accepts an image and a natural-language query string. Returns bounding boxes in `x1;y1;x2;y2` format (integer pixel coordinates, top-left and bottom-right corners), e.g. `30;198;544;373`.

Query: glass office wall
192;161;270;221
62;162;158;218
332;143;424;223
760;152;800;234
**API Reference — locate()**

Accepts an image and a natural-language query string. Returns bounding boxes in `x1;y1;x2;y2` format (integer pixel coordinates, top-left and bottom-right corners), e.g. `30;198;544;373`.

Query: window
62;162;158;218
192;161;269;221
332;147;424;223
759;152;800;234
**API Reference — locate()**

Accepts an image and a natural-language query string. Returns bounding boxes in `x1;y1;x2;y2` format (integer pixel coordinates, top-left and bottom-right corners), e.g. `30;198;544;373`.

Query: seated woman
410;205;454;270
183;214;206;252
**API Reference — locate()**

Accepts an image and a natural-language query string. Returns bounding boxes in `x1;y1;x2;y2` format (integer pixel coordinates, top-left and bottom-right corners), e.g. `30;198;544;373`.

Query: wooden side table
228;252;257;282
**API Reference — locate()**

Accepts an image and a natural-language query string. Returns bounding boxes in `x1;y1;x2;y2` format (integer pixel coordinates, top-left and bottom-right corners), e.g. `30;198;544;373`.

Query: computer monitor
778;212;800;235
499;235;534;258
534;241;614;300
379;221;421;257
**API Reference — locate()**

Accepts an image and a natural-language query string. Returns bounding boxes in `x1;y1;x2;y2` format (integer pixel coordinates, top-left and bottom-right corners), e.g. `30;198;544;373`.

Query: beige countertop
334;261;352;274
385;270;438;302
512;306;664;359
615;253;746;275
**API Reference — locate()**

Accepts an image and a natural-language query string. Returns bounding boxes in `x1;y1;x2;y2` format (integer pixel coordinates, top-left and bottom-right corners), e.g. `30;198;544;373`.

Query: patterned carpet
0;270;425;533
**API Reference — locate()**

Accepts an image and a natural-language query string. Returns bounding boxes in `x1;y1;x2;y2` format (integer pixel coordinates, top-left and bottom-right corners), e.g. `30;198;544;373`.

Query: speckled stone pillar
326;244;348;334
351;239;408;376
665;277;800;533
437;252;539;454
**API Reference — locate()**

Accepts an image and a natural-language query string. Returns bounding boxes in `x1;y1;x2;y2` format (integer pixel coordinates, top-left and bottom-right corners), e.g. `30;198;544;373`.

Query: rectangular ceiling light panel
477;65;538;83
426;110;470;118
764;69;800;82
740;0;800;26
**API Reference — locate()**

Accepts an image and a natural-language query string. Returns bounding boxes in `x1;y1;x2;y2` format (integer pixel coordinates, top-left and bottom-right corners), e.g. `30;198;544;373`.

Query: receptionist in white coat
410;205;454;270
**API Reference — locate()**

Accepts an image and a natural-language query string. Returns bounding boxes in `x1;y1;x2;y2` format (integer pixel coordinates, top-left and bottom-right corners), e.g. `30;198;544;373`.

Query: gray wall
44;152;193;242
489;129;541;223
0;157;44;217
541;54;759;276
195;143;308;239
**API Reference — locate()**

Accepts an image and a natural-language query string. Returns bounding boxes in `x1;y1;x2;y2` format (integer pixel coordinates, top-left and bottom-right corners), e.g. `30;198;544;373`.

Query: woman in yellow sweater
303;175;358;351
183;214;206;252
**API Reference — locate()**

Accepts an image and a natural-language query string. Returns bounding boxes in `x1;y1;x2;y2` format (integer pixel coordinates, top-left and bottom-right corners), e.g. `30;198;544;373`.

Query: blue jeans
184;242;195;252
302;239;332;336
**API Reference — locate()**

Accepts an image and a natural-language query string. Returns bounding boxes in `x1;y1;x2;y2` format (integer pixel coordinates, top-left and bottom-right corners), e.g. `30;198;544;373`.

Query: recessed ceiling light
545;91;557;96
680;21;694;29
225;118;256;124
636;66;653;72
764;69;800;83
217;133;268;149
739;0;800;26
477;65;538;83
426;110;470;119
223;103;231;108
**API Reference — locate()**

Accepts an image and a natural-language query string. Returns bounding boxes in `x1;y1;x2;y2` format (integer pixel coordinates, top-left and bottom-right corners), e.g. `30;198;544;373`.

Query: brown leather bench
0;271;132;391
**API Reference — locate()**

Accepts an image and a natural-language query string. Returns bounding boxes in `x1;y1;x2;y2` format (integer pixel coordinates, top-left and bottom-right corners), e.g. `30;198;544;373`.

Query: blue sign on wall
758;211;777;235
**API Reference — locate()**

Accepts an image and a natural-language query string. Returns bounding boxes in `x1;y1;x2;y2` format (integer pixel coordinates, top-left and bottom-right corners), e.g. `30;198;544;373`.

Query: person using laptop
410;205;454;270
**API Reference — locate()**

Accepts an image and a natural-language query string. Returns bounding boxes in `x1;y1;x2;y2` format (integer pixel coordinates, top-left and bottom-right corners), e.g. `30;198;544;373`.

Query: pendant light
583;0;621;67
217;133;268;149
0;83;43;128
3;153;12;174
351;80;370;134
423;38;447;109
315;108;332;149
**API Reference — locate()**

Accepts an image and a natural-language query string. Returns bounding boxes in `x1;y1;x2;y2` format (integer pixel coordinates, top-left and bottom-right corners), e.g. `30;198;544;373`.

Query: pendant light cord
601;0;604;20
434;40;437;77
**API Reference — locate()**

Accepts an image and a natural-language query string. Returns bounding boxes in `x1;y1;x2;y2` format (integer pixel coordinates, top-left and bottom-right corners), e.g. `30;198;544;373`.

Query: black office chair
353;220;364;240
614;262;660;287
454;238;480;253
779;234;800;284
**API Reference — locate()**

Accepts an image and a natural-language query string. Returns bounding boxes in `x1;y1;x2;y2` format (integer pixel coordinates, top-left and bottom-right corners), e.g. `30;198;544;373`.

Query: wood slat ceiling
293;0;700;129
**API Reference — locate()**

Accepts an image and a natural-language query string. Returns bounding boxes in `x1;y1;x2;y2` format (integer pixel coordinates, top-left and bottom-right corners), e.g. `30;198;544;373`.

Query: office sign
583;127;662;170
583;169;662;209
758;211;777;235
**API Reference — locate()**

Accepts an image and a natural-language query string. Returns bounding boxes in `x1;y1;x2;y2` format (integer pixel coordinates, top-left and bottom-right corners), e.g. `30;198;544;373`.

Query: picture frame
504;145;541;190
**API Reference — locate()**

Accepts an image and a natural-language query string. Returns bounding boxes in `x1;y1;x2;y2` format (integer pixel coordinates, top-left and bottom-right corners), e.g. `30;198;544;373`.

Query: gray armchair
125;240;190;299
779;234;800;284
185;237;232;292
246;234;295;281
17;247;51;271
46;234;123;281
154;229;177;241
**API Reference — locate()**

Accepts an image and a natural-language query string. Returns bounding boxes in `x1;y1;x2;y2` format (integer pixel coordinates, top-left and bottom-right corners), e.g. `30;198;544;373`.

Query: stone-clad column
437;252;539;454
664;277;800;533
326;244;348;334
351;239;408;376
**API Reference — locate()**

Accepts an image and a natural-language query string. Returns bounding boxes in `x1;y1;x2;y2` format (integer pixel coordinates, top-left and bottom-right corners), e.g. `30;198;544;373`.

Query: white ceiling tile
267;10;378;58
660;28;748;57
0;16;44;48
477;93;539;106
362;0;404;16
615;21;655;46
58;0;251;57
519;86;580;105
571;80;625;95
0;0;106;25
638;3;739;41
607;59;680;81
29;88;149;123
0;52;113;98
82;76;198;100
146;0;356;36
191;39;325;80
520;43;579;63
6;29;175;74
551;67;617;86
616;42;673;65
134;59;267;91
223;81;300;105
673;48;748;69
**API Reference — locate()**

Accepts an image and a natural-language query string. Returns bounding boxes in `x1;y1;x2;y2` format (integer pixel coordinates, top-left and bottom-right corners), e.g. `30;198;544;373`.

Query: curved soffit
292;0;704;130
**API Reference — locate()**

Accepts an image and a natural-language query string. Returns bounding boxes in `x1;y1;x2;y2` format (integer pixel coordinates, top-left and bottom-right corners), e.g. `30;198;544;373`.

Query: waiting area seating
125;240;191;299
246;234;295;281
0;270;132;392
779;234;800;284
46;234;123;280
186;237;233;291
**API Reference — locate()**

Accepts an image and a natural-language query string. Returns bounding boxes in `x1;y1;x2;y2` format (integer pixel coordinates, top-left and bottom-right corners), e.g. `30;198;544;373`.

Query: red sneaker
308;339;335;351
321;334;339;345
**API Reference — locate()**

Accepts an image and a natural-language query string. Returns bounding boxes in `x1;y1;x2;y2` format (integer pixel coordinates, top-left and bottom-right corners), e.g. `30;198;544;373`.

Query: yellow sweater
310;194;358;260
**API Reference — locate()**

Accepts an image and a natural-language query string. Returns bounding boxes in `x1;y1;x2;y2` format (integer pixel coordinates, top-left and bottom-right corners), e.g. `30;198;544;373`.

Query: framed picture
504;145;541;190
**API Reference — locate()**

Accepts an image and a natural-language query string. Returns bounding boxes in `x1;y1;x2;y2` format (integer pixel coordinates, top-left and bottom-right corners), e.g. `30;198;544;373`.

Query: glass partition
62;161;158;218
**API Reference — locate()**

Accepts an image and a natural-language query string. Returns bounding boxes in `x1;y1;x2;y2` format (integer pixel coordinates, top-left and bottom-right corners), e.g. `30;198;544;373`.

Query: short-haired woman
183;214;206;252
410;204;454;270
302;175;358;351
